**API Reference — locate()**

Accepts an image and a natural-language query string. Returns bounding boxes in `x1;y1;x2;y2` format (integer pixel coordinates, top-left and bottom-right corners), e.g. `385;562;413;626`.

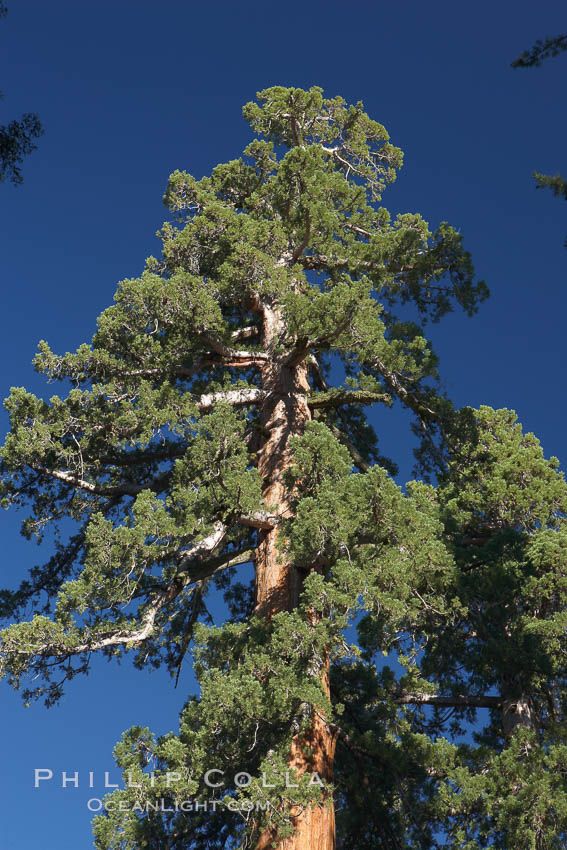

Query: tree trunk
502;694;535;737
253;303;336;850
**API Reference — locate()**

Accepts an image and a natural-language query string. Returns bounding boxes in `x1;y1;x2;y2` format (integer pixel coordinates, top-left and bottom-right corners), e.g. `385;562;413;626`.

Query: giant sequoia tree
2;87;567;850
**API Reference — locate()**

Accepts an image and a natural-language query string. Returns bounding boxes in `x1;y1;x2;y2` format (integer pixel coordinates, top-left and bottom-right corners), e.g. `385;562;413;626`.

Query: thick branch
231;326;260;343
3;524;229;660
174;521;228;576
119;361;213;380
30;465;170;499
177;545;255;584
284;311;357;368
237;510;279;530
396;692;502;709
197;387;265;411
345;222;371;239
200;334;268;364
308;389;391;410
284;339;314;368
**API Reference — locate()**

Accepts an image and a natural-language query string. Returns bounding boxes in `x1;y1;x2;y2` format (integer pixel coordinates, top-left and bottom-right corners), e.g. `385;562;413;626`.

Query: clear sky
0;1;565;847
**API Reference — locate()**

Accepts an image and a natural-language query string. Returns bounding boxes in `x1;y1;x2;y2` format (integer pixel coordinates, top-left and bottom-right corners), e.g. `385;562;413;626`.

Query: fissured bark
254;302;336;850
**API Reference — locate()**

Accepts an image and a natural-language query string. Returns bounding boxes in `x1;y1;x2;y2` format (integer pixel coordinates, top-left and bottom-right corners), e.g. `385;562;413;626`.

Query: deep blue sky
1;1;566;847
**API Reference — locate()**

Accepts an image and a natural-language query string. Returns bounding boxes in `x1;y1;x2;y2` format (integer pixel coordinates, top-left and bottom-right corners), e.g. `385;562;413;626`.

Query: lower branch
308;389;391;409
200;333;268;364
197;387;265;411
1;523;230;662
396;692;502;709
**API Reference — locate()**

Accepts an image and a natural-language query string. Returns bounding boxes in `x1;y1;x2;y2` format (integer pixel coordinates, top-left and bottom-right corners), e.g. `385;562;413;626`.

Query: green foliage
512;34;567;68
0;3;43;185
0;112;43;185
534;171;567;236
512;32;567;246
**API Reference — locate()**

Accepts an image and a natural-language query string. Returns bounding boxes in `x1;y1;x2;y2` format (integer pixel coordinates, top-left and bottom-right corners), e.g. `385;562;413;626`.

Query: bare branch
345;223;371;239
122;363;209;379
3;523;229;660
174;522;228;575
177;545;255;584
197;387;265;411
237;511;278;530
396;692;502;709
231;326;260;343
200;334;268;364
29;465;170;499
99;357;216;382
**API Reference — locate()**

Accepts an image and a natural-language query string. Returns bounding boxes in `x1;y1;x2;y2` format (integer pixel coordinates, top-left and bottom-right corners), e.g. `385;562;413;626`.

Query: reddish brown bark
254;666;337;850
253;302;336;850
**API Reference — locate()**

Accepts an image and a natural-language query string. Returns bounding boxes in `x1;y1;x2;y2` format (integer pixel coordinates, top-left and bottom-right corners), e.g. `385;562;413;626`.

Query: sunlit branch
200;333;268;364
308;390;391;410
